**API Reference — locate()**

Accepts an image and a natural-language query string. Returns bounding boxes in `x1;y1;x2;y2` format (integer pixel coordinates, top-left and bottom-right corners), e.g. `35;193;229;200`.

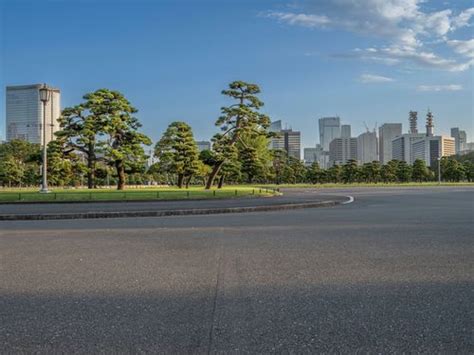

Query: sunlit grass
0;186;277;203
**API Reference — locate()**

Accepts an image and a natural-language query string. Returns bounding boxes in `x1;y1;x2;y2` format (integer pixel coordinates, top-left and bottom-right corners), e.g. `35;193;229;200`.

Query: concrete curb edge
0;199;347;221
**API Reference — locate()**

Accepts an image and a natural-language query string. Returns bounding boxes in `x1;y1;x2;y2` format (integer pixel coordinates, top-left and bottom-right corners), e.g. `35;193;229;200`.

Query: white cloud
359;74;395;83
264;11;330;28
447;39;474;58
452;7;474;29
417;84;463;92
263;1;474;72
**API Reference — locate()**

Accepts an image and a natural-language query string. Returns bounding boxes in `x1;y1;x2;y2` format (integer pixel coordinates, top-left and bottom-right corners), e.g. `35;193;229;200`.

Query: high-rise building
319;117;341;151
270;120;282;132
412;136;455;167
329;137;357;165
357;131;378;164
341;124;351;138
270;128;301;160
451;127;467;153
379;123;402;164
196;140;211;152
304;144;329;168
391;133;425;164
6;84;61;144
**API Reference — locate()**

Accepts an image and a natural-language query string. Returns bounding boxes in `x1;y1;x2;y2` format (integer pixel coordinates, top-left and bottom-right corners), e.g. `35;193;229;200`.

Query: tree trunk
115;160;126;190
205;161;225;189
217;174;225;189
185;175;192;189
87;143;95;189
87;157;94;189
177;174;184;188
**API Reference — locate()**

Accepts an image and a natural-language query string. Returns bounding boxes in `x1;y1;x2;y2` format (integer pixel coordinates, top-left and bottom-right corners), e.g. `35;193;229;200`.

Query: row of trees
1;81;473;189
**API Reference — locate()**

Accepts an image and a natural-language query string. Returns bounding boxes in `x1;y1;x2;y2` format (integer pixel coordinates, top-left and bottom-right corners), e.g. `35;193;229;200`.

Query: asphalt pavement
0;188;347;216
0;187;473;353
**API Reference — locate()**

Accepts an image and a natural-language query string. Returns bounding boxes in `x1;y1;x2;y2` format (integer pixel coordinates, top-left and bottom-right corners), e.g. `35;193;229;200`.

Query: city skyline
1;0;472;147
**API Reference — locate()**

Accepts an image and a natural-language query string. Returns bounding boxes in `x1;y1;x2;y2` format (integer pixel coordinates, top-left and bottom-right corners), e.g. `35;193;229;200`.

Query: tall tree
56;102;104;189
306;162;322;184
88;89;151;190
205;81;270;189
0;140;40;187
381;160;398;183
342;159;359;183
396;160;412;182
412;159;430;182
155;121;200;188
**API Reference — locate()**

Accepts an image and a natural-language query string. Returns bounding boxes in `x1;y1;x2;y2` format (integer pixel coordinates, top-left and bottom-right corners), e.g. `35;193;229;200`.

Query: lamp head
39;83;50;103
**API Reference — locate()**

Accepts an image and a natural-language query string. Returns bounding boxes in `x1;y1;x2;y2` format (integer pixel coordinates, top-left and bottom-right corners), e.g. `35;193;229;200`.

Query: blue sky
1;0;473;147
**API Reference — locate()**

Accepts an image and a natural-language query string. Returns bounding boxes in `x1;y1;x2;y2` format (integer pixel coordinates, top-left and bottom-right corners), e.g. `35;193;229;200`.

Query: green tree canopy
155;121;200;188
205;81;270;189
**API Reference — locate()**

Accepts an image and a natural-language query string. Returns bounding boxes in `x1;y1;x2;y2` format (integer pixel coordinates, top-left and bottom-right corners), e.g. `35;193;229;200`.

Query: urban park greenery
1;82;473;190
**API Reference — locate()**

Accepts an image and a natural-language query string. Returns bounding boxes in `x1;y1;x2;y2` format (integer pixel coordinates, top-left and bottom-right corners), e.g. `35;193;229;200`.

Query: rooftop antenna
426;108;434;137
409;111;418;134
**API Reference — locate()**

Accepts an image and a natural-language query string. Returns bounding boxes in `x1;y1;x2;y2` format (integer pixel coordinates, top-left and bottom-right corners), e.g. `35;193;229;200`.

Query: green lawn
0;186;277;203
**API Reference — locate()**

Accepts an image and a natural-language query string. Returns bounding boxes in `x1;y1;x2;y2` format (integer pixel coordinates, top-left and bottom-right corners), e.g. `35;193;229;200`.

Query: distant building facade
451;128;467;154
391;133;425;164
319;117;341;151
6;84;61;145
329;137;357;165
270;120;282;132
196;140;211;152
304;144;330;168
379;123;402;164
341;124;351;138
271;128;301;160
357;131;378;164
412;136;455;167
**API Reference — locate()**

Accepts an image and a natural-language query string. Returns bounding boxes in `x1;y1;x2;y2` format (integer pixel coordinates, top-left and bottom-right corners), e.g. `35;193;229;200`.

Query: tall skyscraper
341;124;351;138
451;127;467;153
329;137;357;165
6;84;61;144
319;117;341;151
357;131;378;164
379;123;402;164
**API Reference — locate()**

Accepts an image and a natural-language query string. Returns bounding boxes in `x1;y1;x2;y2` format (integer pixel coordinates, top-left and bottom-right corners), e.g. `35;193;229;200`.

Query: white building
357;131;378;164
319;117;341;151
379;123;402;164
412;136;455;167
6;84;61;145
391;133;425;164
304;144;330;168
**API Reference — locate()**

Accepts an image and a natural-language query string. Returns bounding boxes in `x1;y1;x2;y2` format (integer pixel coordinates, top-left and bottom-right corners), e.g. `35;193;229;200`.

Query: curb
0;200;343;221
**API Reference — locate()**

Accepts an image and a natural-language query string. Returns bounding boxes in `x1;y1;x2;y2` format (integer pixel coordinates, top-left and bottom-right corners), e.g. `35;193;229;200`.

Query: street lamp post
39;84;51;193
437;157;441;185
